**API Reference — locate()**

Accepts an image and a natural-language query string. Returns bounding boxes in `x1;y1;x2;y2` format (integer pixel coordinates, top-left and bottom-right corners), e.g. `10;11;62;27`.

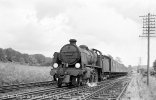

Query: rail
0;81;55;93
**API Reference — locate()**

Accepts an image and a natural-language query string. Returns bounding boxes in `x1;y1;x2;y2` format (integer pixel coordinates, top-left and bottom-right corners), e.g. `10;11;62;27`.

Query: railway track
35;76;131;100
48;76;131;100
0;76;131;100
85;77;130;100
0;81;55;93
0;78;114;100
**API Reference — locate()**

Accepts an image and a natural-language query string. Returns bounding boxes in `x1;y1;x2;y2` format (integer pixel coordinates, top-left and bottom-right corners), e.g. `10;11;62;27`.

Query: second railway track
0;81;55;93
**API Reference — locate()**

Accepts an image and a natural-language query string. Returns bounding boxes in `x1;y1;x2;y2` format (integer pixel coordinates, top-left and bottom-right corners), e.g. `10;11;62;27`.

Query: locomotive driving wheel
57;78;63;88
76;76;83;86
71;76;77;86
94;70;98;82
70;76;82;87
90;69;98;83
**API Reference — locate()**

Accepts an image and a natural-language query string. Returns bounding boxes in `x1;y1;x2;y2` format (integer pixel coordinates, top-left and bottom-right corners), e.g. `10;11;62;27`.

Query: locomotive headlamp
75;63;80;68
53;63;58;68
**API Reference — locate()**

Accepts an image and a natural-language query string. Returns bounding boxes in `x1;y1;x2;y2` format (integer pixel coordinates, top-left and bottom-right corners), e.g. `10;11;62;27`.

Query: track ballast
0;76;131;100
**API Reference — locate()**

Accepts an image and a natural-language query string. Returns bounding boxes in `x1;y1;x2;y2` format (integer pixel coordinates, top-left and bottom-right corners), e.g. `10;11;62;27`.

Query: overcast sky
0;0;156;66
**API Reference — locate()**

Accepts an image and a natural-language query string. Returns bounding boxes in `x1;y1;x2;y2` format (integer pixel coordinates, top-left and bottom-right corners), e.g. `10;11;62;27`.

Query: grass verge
0;62;52;86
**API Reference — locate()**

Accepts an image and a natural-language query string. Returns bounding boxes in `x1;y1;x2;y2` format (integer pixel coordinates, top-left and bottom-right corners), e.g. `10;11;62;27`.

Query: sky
0;0;156;66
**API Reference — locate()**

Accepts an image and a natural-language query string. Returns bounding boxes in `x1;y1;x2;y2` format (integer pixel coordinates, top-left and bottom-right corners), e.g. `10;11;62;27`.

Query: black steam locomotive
50;39;128;87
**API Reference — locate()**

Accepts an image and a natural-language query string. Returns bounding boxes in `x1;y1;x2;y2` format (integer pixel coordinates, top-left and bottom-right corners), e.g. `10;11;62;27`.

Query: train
50;39;128;87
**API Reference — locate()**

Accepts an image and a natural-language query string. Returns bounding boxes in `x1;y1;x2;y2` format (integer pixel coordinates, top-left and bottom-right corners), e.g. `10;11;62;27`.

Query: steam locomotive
50;39;128;87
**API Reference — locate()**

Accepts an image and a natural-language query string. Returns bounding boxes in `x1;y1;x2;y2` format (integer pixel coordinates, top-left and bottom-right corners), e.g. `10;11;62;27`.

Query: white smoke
86;82;97;87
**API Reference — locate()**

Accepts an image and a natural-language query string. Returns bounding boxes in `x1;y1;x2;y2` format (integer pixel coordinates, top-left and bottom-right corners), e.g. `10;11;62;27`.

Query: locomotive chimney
69;39;77;45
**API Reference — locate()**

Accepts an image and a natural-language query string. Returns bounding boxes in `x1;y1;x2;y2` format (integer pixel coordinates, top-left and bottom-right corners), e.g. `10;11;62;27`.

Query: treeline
0;48;52;66
153;60;156;71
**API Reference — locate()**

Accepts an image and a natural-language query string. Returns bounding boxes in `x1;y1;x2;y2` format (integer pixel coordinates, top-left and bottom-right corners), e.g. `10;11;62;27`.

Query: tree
0;48;7;62
4;48;22;62
0;47;52;66
22;54;29;63
4;48;14;62
19;57;25;64
41;57;52;66
33;54;45;65
29;55;38;65
153;60;156;71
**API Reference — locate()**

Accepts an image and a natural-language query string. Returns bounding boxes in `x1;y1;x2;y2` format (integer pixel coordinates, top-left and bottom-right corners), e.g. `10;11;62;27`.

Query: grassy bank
0;62;52;86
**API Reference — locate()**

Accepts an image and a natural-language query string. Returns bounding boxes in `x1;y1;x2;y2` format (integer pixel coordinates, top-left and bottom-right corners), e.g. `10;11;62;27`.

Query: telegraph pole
139;13;156;86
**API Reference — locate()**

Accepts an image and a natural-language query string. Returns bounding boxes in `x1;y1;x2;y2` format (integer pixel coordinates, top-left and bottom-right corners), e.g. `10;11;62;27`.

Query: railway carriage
50;39;128;87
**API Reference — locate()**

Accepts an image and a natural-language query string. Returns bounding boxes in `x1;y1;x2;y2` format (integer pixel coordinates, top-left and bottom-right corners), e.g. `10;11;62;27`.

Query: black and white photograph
0;0;156;100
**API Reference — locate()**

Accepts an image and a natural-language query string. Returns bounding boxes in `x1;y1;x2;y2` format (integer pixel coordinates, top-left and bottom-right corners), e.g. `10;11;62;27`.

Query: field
0;62;52;86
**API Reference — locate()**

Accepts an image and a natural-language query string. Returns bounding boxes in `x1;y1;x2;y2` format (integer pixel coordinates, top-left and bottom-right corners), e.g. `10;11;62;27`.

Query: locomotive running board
86;65;102;68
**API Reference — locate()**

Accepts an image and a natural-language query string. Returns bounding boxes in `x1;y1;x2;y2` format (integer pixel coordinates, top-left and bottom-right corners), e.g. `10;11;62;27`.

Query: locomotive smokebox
69;39;77;45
